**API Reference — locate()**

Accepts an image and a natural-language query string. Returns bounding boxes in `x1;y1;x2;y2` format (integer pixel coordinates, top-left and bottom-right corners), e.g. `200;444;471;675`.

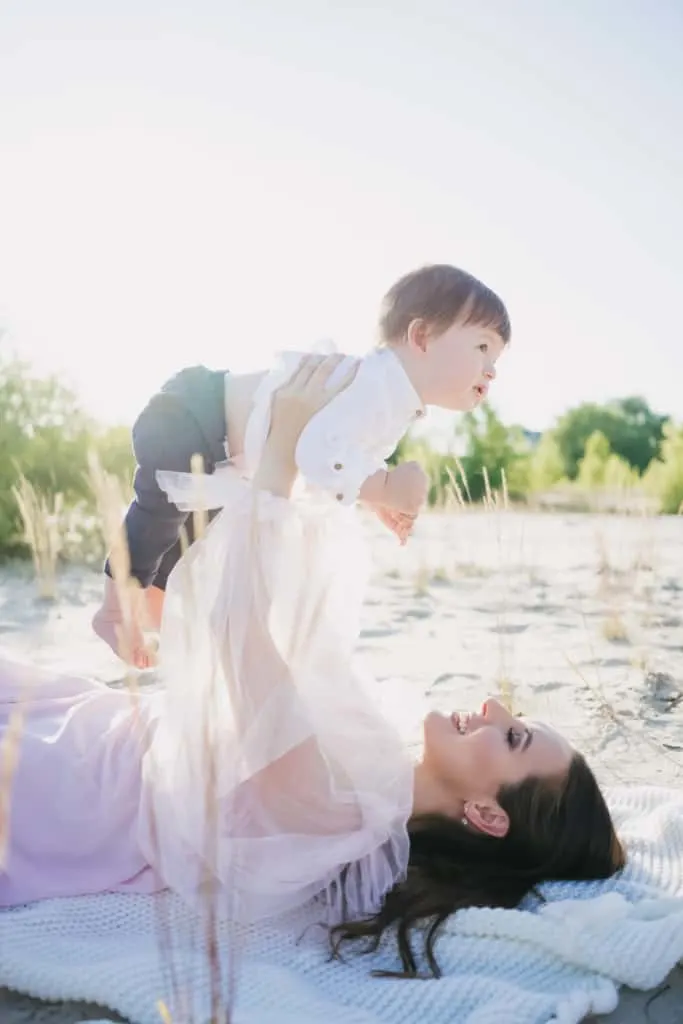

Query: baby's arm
293;357;428;536
359;462;428;515
357;468;389;505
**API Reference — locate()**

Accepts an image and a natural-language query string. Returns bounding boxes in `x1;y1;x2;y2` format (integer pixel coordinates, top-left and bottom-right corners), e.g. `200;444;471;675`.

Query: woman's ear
464;799;510;839
405;318;430;354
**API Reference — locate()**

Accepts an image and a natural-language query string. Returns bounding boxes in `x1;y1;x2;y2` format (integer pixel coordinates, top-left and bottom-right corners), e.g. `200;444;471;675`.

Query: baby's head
378;264;511;411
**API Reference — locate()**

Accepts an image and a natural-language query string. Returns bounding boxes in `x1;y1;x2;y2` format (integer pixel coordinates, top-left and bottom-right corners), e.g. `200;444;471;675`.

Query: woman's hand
254;354;358;497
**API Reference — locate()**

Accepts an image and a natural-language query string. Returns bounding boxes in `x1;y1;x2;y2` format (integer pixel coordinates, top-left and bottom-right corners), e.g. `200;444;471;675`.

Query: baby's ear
463;799;509;839
406;318;430;353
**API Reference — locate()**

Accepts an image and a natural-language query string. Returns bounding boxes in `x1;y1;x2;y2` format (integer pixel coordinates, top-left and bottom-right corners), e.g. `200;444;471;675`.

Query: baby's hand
383;461;429;517
373;506;417;546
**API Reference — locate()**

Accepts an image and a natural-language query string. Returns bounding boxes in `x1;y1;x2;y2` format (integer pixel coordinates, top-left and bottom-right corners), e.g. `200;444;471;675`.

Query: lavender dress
0;654;165;906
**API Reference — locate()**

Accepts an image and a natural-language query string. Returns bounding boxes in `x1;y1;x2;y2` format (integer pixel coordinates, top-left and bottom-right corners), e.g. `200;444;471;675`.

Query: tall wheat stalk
2;478;63;901
0;706;24;873
89;450;236;1023
12;475;63;600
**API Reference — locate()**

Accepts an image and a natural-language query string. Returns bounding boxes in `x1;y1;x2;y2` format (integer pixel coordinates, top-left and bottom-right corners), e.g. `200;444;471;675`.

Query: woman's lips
451;711;471;734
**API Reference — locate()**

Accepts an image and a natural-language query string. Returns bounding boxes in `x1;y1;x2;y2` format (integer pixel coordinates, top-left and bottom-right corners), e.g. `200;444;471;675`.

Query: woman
0;356;624;977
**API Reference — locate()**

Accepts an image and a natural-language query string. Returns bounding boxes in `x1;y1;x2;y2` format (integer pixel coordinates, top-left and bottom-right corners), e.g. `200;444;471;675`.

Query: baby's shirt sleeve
295;356;387;505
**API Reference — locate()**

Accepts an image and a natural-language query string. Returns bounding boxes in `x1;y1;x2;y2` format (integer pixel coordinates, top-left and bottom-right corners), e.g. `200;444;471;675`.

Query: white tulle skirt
137;463;415;925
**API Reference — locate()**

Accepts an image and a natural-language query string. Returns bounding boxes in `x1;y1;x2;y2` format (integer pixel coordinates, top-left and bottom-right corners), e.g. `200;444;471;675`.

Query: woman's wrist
253;435;298;498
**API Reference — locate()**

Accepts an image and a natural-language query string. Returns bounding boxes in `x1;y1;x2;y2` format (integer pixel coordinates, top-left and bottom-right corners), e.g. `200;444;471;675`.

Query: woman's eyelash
506;727;520;749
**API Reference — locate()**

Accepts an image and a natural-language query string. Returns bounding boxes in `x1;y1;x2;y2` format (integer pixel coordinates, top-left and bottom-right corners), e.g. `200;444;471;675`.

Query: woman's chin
422;709;453;743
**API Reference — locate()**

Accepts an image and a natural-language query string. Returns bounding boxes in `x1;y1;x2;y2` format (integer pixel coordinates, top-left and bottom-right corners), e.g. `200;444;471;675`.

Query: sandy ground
1;509;681;1023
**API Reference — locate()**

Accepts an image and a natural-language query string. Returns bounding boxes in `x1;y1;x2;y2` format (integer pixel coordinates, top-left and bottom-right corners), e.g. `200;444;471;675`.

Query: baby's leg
145;506;221;631
93;388;218;666
92;575;157;669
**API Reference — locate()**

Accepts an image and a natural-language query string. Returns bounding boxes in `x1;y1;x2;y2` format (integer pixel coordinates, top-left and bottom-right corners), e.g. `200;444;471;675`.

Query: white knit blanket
1;786;682;1024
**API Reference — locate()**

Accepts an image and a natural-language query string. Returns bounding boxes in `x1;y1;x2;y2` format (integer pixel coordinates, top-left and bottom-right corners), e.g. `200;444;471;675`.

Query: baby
93;263;510;666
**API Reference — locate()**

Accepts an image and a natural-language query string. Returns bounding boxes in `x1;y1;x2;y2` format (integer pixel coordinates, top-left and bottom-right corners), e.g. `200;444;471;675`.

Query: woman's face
422;698;573;828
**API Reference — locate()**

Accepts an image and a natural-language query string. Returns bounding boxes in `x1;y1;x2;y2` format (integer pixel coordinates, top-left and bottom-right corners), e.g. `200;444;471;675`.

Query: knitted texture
1;786;682;1024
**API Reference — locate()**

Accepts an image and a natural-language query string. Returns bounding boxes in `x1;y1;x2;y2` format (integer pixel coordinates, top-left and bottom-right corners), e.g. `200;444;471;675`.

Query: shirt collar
376;346;426;423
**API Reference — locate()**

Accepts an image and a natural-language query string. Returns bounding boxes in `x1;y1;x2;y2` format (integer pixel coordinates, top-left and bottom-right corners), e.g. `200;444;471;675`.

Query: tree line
1;352;681;560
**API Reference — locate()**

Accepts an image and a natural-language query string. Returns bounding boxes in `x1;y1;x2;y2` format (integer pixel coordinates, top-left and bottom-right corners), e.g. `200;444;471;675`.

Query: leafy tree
553;397;667;478
456;404;530;502
0;351;134;555
576;431;611;489
576;431;638;491
528;432;566;492
642;423;683;514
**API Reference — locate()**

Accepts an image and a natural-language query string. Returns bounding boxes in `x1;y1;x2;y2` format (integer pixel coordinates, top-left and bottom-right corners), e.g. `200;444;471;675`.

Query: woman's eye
506;727;521;749
478;342;489;353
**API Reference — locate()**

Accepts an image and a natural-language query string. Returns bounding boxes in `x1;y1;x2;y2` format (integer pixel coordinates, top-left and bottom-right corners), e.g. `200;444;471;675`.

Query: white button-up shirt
243;346;425;505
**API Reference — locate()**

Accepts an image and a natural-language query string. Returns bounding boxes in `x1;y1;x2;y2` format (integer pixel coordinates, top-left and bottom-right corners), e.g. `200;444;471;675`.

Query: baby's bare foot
92;577;158;668
92;606;157;669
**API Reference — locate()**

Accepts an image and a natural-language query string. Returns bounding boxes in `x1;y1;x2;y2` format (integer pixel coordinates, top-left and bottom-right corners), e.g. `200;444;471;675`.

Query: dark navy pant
105;366;227;591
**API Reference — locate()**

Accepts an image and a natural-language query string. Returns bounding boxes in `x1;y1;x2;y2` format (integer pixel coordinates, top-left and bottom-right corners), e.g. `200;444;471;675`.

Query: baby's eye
478;342;489;353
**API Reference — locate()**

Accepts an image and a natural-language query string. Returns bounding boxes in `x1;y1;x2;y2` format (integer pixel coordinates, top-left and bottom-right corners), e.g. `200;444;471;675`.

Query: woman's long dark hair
330;753;625;978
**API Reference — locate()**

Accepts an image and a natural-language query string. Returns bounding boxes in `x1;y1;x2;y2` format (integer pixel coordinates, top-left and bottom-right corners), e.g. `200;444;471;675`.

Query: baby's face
423;321;506;412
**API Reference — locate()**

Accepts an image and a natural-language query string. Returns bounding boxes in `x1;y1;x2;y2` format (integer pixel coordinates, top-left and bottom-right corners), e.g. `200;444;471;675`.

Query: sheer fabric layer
139;469;413;924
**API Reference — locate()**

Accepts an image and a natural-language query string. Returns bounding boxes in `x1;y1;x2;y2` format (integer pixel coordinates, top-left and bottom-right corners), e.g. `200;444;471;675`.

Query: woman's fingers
304;354;358;408
287;353;339;390
284;353;357;410
269;352;360;446
287;353;327;389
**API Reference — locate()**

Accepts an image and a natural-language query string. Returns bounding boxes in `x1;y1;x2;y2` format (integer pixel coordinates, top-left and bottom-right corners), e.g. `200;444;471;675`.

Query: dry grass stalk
431;566;451;584
2;476;67;916
0;705;25;871
444;466;466;510
190;452;209;544
158;452;237;1022
175;557;233;1023
12;475;63;600
602;612;629;644
87;452;146;668
414;560;431;597
496;675;517;714
482;466;494;510
564;653;682;776
500;468;509;510
454;458;472;505
481;467;509;513
90;449;237;1021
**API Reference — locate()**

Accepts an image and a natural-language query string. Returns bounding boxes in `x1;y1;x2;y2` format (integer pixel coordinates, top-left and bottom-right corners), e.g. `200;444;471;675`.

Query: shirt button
335;493;344;502
334;462;343;471
415;409;425;419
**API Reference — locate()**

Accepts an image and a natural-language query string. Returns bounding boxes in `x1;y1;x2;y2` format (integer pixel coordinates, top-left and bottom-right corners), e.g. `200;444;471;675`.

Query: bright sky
1;1;681;436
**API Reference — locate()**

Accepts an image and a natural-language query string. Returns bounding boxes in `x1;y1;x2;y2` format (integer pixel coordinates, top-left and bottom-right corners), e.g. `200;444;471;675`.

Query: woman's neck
411;760;465;820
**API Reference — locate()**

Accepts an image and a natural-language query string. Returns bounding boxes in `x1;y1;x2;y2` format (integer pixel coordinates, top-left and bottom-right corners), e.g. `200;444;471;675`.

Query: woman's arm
146;356;411;918
221;354;362;832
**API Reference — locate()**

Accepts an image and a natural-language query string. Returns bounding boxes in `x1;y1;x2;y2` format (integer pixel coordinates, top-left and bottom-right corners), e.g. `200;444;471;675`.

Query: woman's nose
483;697;513;724
484;363;496;381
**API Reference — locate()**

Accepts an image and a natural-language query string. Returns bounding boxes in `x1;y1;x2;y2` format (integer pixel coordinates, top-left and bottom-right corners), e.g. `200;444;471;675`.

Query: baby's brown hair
378;264;511;346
